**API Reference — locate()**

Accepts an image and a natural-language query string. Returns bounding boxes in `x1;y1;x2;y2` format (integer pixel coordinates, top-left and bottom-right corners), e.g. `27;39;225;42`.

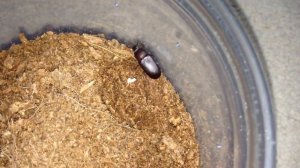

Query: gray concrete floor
236;0;300;167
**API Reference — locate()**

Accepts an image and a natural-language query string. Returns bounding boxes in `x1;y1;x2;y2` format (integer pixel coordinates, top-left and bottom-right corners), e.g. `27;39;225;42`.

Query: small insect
133;44;161;79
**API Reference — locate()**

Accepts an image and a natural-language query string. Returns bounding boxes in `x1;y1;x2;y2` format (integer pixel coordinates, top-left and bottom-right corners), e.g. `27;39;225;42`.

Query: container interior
0;1;276;167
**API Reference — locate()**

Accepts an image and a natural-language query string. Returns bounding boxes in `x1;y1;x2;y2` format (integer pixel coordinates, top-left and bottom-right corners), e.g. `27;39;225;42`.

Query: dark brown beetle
133;44;161;79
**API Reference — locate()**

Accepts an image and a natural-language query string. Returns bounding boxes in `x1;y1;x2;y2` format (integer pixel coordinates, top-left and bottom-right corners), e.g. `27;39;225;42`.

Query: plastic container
0;1;276;167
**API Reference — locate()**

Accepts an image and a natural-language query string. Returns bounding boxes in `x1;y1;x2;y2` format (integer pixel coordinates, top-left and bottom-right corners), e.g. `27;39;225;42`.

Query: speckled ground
236;1;300;167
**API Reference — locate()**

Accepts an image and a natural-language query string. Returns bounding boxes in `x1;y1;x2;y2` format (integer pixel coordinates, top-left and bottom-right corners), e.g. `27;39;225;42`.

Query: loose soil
0;32;199;167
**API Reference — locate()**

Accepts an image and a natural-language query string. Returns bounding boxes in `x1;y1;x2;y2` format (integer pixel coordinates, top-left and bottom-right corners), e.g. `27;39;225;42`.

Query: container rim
175;0;276;167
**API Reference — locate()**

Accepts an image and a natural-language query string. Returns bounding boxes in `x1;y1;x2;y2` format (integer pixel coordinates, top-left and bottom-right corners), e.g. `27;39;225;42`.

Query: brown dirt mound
0;32;199;167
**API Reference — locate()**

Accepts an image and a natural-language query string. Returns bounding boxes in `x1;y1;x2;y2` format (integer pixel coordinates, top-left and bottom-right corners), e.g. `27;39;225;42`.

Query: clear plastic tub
0;1;276;167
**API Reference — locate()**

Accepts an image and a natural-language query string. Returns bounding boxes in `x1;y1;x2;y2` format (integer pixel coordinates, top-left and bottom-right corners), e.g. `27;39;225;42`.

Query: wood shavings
80;80;95;93
19;33;28;44
3;56;14;69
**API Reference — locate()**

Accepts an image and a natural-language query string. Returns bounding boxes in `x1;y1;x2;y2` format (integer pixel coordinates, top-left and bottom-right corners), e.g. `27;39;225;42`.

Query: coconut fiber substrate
0;32;199;168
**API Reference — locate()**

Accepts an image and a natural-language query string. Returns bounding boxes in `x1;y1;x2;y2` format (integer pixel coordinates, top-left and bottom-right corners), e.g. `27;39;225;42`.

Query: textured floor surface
236;0;300;167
